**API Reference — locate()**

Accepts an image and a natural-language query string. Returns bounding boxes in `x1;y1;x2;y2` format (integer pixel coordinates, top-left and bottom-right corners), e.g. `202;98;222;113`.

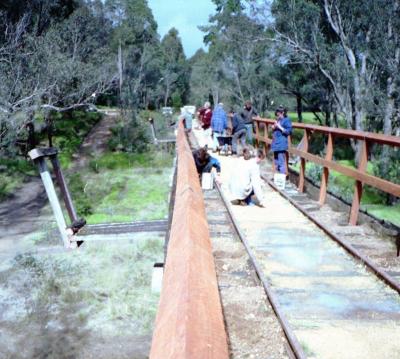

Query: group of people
189;101;292;208
192;100;259;155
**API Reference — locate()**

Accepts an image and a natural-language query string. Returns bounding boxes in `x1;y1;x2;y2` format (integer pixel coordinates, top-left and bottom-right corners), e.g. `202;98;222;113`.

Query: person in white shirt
229;148;267;207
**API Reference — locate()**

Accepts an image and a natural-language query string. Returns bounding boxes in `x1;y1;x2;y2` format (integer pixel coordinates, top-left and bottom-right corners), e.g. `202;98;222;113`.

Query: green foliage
373;147;400;185
160;28;189;106
107;112;150;153
82;151;174;224
68;174;93;217
53;111;102;169
0;158;35;199
171;91;183;109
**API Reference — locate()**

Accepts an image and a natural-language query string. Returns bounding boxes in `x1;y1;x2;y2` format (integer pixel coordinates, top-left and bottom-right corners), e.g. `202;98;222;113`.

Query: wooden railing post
349;140;369;225
319;133;334;205
298;130;309;192
263;123;269;156
255;120;260;148
285;135;292;176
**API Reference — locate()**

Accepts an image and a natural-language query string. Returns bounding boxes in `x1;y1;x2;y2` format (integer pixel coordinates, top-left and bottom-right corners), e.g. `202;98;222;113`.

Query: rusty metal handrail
254;118;400;225
150;121;229;359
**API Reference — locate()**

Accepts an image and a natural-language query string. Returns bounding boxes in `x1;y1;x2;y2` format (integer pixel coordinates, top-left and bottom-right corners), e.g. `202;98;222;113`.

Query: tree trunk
164;84;170;107
325;110;331;127
296;94;303;122
46;117;53;147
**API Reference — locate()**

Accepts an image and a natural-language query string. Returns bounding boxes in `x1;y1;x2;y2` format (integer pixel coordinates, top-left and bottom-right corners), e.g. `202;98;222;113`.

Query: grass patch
363;203;400;226
289;160;400;226
0;236;163;358
71;151;174;223
0;158;36;200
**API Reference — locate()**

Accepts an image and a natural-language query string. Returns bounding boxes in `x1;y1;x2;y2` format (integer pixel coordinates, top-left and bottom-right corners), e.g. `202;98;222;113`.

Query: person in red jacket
197;101;213;147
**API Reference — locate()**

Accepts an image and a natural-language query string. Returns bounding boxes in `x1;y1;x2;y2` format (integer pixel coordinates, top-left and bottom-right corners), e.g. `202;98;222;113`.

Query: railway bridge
150;119;400;359
25;115;400;358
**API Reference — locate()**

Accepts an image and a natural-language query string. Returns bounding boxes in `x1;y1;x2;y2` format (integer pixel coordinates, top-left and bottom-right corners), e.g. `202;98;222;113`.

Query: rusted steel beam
150;122;229;359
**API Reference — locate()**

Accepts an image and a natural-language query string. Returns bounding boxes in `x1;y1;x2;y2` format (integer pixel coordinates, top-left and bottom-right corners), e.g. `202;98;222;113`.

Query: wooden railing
150;121;229;359
254;118;400;225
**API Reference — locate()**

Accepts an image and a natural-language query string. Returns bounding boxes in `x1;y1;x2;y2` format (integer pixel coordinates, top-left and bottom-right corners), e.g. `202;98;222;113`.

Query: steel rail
215;183;308;359
261;174;400;295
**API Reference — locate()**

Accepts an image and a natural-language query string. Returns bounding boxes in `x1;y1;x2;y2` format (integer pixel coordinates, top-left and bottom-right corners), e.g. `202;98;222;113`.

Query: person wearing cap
271;106;292;175
239;100;259;144
211;103;228;151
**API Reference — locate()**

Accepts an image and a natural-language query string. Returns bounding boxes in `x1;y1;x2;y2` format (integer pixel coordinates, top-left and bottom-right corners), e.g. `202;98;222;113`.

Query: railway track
204;173;400;358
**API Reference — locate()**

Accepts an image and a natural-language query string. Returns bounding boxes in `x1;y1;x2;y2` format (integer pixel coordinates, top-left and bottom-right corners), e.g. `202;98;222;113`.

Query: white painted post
37;158;71;248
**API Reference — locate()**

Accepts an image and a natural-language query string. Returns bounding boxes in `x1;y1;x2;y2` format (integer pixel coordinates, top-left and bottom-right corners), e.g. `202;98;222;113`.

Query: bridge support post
298;130;309;192
349;140;369;225
29;147;82;248
49;155;78;223
36;157;72;248
319;133;334;204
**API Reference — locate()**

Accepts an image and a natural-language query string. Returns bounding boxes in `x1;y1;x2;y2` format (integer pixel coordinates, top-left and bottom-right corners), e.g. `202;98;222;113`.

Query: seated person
229;148;266;207
192;147;221;179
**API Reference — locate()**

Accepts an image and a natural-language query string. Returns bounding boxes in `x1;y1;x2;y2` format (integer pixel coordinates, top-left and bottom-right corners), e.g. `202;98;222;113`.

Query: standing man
211;103;228;151
229;110;247;155
240;100;259;144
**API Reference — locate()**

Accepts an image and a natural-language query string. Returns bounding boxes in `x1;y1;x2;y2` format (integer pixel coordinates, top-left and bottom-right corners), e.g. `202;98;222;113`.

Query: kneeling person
229;148;266;207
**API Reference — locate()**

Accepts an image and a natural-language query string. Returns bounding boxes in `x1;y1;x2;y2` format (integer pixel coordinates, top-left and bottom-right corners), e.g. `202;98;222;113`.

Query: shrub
107;112;150;153
68;174;93;216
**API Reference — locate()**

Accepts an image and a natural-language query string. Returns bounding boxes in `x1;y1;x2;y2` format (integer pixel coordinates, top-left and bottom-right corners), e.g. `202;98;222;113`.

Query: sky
147;0;216;58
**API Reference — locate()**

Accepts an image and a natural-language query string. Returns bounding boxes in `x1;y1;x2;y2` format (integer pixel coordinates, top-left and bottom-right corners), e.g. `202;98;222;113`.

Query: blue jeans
274;151;287;174
244;190;255;204
245;124;253;143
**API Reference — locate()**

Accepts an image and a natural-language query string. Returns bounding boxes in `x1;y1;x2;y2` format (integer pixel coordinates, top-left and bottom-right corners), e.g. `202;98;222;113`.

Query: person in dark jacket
197;101;213;147
271;107;292;175
239;100;259;143
230;110;247;155
192;147;221;177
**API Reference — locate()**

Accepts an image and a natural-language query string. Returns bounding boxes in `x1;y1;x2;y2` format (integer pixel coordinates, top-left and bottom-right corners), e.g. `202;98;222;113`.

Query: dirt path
0;109;119;242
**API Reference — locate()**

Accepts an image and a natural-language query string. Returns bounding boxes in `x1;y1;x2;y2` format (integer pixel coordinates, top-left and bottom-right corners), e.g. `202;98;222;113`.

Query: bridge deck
211;151;400;358
189;120;400;358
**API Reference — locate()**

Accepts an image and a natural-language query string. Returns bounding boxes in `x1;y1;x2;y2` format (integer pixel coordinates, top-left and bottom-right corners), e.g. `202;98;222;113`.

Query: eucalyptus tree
160;28;189;107
250;0;400;163
0;0;116;152
201;0;278;112
105;0;161;109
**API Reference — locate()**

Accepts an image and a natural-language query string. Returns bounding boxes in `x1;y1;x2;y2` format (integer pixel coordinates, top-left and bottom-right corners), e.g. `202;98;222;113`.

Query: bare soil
0;110;117;242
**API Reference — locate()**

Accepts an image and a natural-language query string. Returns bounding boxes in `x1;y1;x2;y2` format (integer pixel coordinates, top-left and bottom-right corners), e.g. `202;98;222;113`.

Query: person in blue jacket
192;147;221;179
211;103;228;151
271;106;292;175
